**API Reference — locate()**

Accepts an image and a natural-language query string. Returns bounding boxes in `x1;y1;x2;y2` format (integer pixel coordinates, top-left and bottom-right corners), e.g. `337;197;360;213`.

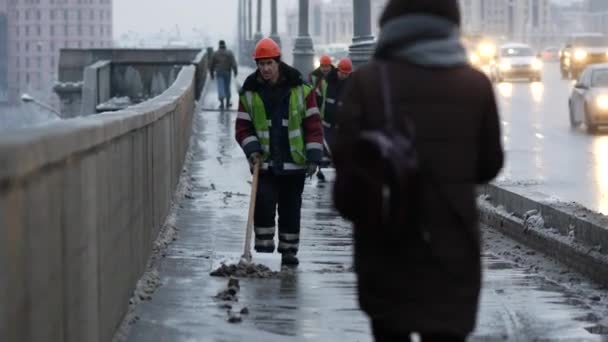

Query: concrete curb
478;184;608;286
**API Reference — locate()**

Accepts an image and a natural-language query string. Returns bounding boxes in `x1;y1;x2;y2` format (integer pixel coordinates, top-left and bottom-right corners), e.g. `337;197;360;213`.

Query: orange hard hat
337;58;353;74
253;38;281;59
319;55;332;66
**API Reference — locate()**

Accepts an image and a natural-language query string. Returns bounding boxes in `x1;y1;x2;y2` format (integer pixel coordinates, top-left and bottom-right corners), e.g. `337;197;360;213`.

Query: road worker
235;38;324;266
316;57;353;181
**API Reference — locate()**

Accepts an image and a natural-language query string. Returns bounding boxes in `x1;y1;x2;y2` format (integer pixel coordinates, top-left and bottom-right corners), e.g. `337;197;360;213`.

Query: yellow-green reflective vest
241;85;313;166
311;75;329;119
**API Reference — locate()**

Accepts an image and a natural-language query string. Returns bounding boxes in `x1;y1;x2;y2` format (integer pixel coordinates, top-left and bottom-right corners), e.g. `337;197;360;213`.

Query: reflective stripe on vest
312;74;328;119
240;85;312;166
319;79;328;119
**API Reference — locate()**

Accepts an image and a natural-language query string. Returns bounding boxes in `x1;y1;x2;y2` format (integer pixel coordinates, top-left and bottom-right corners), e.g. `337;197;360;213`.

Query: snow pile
568;225;577;241
97;96;132;112
214;277;250;323
523;209;545;231
210;261;282;279
54;81;83;89
130;270;160;305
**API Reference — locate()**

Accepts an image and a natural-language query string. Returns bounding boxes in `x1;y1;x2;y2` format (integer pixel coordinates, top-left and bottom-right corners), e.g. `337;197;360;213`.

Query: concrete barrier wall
0;64;201;342
479;184;608;286
480;184;608;254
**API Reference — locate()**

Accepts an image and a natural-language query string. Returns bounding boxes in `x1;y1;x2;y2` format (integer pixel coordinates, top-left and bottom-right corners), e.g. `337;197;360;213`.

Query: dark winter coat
332;18;504;337
323;69;349;128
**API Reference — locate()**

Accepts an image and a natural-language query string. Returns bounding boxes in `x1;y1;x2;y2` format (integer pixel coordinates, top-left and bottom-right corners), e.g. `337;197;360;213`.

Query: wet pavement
493;63;608;215
122;70;608;341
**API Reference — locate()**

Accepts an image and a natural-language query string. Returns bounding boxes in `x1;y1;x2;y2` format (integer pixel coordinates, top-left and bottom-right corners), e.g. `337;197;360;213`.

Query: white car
491;43;543;82
569;64;608;132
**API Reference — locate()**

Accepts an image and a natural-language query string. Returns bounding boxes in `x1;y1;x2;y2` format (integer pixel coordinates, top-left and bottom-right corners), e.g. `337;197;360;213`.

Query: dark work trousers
253;173;306;254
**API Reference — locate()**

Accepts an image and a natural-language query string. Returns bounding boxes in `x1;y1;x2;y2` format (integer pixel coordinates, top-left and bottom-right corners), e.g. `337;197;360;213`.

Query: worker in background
310;55;335;88
235;38;324;266
210;40;238;109
309;55;335;122
316;57;353;182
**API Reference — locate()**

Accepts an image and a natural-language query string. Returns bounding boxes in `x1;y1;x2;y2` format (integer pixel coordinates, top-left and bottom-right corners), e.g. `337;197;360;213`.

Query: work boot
219;99;224;109
227;98;232;108
316;169;326;182
281;253;299;266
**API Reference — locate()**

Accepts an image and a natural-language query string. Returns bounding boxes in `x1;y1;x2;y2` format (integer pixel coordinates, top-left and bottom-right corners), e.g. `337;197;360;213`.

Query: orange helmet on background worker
253;37;281;60
319;55;332;66
337;58;353;80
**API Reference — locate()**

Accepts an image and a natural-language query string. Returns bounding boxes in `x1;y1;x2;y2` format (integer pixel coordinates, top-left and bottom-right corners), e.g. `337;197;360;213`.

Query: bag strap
379;63;415;138
379;63;394;129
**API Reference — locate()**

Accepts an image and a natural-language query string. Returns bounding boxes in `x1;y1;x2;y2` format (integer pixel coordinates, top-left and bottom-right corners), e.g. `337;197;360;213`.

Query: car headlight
469;52;480;65
499;62;512;71
478;43;496;58
574;50;588;61
596;95;608;110
532;59;543;70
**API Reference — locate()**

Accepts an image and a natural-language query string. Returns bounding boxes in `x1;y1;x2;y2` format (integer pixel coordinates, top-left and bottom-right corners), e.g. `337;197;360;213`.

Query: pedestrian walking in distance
332;0;504;341
235;38;324;266
210;40;238;109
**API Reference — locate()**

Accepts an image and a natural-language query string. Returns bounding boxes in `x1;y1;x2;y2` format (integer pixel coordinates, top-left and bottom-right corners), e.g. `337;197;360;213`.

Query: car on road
490;43;543;83
569;64;608;132
541;47;560;62
560;33;608;79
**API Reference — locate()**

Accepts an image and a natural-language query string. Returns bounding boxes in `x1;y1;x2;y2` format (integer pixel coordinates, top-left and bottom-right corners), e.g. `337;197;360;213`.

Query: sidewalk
123;70;372;342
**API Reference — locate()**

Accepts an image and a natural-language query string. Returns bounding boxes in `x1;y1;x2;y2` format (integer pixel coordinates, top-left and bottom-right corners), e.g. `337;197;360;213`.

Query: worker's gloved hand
306;162;319;179
234;71;238;77
248;152;262;170
210;73;215;80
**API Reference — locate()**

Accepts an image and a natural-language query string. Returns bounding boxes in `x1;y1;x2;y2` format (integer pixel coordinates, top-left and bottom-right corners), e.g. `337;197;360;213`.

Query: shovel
240;161;260;264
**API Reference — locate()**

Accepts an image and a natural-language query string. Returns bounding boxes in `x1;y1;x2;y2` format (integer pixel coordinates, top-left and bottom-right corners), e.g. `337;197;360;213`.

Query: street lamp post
349;0;375;67
248;0;255;67
21;93;62;117
253;0;264;43
270;0;281;47
292;0;315;77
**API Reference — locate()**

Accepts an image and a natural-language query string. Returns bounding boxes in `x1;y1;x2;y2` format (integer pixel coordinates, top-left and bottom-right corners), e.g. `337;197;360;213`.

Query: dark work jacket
323;69;349;128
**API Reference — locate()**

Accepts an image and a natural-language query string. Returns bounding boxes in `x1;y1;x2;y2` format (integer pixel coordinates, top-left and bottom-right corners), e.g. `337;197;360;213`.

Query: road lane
494;62;608;214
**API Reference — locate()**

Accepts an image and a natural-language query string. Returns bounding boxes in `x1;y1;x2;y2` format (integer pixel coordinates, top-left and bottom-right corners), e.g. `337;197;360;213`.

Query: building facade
459;0;555;48
0;0;113;105
286;0;387;47
586;0;608;35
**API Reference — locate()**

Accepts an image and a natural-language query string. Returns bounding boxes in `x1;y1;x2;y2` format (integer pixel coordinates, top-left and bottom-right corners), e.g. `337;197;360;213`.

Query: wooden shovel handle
243;161;260;261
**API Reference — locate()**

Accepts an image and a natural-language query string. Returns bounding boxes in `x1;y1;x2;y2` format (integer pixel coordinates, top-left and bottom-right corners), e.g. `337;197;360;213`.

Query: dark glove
248;152;262;170
210;73;215;80
306;162;319;179
234;71;238;77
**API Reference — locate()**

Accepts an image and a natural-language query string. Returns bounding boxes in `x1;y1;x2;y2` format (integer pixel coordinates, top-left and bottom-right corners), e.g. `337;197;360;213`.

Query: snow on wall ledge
0;65;200;342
